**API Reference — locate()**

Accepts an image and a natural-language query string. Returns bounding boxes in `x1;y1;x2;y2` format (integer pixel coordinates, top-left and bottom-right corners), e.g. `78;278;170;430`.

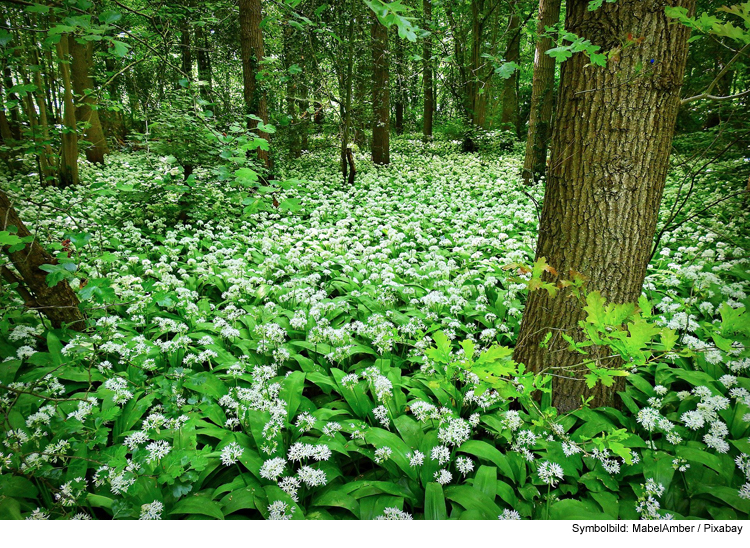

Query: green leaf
546;46;573;62
473;465;497;499
457;440;515;482
444;485;501;519
424;482;447;520
99;10;122;24
170;494;225;520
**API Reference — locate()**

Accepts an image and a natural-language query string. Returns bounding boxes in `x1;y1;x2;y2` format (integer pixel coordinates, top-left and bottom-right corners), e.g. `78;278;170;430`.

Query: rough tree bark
522;0;562;185
371;15;390;165
422;0;433;137
0;190;85;331
55;34;79;188
195;25;213;104
500;1;521;135
394;27;405;135
239;0;271;170
513;0;696;411
70;39;109;165
283;21;301;158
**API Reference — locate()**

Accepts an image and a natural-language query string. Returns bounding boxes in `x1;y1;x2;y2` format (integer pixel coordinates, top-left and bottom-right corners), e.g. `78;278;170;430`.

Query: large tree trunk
0;190;85;331
522;0;562;185
422;0;433;137
55;34;79;187
239;0;271;170
513;0;696;412
70;39;109;165
500;2;521;135
371;15;390;165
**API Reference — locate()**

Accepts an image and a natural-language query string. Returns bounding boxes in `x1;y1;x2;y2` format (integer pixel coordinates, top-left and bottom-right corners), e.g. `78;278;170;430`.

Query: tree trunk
341;14;356;183
70;39;109;165
394;26;405;135
283;21;301;158
239;0;271;170
180;19;192;78
371;15;390;165
55;34;79;187
522;0;562;185
513;0;696;412
467;0;482;125
0;190;85;331
422;0;433;137
500;2;521;135
195;25;213;104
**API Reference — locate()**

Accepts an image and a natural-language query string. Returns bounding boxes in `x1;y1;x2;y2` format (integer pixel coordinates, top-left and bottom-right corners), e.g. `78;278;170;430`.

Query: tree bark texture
522;0;562;185
195;25;213;104
0;190;85;331
394;27;405;135
513;0;696;412
422;0;433;137
500;2;521;135
70;39;109;165
239;0;271;170
371;16;390;165
55;34;79;187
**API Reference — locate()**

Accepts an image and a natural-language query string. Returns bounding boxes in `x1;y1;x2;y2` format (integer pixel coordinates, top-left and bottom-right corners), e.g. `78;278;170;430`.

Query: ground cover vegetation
0;0;749;522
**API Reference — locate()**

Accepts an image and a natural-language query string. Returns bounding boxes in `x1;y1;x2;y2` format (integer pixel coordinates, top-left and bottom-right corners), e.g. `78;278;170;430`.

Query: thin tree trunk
239;0;271;170
500;2;521;135
522;0;562;185
513;0;696;412
394;27;404;135
371;15;390;165
180;19;192;79
0;190;85;331
341;14;356;183
195;25;213;103
283;21;301;158
55;34;79;187
423;0;433;137
70;39;109;165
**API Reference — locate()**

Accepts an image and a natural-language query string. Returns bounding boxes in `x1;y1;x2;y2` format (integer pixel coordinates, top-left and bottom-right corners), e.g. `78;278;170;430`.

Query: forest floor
1;132;750;520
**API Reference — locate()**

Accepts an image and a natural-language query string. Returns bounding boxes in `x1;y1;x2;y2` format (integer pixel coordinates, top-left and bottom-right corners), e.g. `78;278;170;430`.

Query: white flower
139;500;164;520
537;461;564;487
295;412;317;432
430;445;451;465
322;422;342;437
681;410;705;430
373;405;390;428
124;431;148;450
220;442;245;466
434;468;453;485
456;456;474;476
438;417;471;446
260;457;286;481
636;407;661;432
498;509;521;520
144;440;171;464
408;450;425;467
375;507;413;520
297;465;327;487
268;500;295;520
374;446;392;464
